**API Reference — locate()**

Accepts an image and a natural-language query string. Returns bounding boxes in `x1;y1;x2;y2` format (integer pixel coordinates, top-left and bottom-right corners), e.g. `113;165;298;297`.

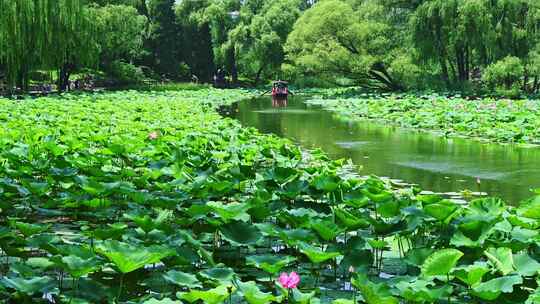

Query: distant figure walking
214;68;226;88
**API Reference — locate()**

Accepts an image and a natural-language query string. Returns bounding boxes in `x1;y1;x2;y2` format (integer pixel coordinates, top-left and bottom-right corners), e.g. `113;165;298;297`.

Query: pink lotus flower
279;272;300;289
148;131;159;140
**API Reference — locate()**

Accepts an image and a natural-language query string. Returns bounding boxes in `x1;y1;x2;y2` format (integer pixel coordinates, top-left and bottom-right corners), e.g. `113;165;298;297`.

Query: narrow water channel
229;96;540;204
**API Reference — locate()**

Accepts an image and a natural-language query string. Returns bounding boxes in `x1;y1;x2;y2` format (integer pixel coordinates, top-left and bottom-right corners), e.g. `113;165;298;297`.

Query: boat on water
271;80;289;98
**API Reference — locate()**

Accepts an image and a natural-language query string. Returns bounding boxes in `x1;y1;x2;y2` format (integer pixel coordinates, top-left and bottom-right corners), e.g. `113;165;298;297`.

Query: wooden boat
271;80;288;98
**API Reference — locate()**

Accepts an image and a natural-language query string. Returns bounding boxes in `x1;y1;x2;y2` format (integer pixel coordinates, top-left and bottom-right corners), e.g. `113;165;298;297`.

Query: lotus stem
117;273;125;301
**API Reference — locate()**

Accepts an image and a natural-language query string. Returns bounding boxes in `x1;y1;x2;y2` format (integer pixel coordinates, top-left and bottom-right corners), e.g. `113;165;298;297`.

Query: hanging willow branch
0;0;98;90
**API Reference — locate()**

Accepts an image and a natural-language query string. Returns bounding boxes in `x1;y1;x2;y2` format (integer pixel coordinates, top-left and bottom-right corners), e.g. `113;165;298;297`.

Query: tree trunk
17;65;29;92
254;65;265;86
449;59;457;84
369;62;403;91
523;68;529;92
465;46;470;81
455;45;466;82
533;75;539;93
58;63;73;92
230;48;238;85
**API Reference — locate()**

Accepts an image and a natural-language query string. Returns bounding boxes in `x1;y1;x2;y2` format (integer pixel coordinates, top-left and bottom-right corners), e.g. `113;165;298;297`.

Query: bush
28;71;51;82
388;54;423;89
483;56;524;90
108;60;146;85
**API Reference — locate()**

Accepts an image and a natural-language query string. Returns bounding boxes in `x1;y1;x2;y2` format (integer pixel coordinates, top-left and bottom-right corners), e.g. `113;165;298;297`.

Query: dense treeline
1;0;539;94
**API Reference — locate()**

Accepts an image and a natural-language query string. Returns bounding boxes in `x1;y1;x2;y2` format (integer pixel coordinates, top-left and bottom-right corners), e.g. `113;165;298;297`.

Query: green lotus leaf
514;253;540;276
423;199;461;223
79;177;108;196
526;288;540;304
0;276;54;295
469;198;506;216
280;179;309;199
472;275;523;300
340;249;373;270
299;242;342;264
177;285;234;304
89;223;128;240
278;228;316;246
343;188;369;208
238;280;279;304
8;144;29;159
26;257;55;270
485;247;514;275
311;219;344;241
421;248;463;276
24;181;50;196
517;196;540;219
453;262;490;287
511;226;538;244
395;278;452;303
124;209;173;233
11;221;50;237
163;270;202;288
246;255;297;274
450;231;481;248
199;267;235;283
458;218;495;242
220;220;262;245
142;298;182;304
404;248;435;267
334;208;370;230
352;274;398;304
279;208;320;227
53;254;102;278
367;239;388;250
507;215;540;230
95;240;174;273
376;198;400;218
207;201;250;222
312;174;340;192
292;288;317;304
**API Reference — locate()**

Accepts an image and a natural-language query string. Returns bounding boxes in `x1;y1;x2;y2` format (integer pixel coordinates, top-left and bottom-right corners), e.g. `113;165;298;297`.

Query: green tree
229;0;301;84
175;0;216;81
411;0;540;88
483;56;524;90
0;0;97;91
203;0;241;83
91;4;147;67
147;0;182;79
285;0;403;90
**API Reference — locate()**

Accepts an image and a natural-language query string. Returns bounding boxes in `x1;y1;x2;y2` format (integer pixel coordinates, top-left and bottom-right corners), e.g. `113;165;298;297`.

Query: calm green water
230;97;540;204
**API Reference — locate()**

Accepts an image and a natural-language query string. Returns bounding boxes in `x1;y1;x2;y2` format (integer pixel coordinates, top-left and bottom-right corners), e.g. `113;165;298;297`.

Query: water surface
230;97;540;204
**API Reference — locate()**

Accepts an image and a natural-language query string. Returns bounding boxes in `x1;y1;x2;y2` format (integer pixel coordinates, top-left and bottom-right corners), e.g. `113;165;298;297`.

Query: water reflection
271;96;288;108
232;97;540;204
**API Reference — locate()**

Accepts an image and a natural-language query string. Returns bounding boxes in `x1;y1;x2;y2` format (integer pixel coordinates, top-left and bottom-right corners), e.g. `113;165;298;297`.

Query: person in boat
271;81;290;107
271;80;289;97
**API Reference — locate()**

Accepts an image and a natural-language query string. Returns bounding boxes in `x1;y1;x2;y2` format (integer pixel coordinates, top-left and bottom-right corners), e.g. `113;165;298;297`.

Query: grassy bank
1;89;540;303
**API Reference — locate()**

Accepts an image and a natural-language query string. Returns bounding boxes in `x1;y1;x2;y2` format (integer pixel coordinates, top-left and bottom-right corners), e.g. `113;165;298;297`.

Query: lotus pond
305;93;540;144
231;97;540;204
2;89;540;304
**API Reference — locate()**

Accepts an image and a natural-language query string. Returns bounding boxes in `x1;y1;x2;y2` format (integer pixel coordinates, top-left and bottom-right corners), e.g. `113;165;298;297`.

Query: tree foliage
90;4;147;67
2;0;540;93
285;0;405;90
0;0;97;90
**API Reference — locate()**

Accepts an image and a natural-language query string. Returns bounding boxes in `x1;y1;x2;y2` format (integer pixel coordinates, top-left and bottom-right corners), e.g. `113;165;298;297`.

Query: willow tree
411;0;540;87
285;0;403;90
0;0;97;91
